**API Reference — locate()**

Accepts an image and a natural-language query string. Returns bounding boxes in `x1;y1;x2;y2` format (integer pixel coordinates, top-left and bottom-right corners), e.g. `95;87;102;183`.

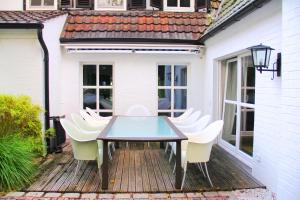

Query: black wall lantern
247;44;281;79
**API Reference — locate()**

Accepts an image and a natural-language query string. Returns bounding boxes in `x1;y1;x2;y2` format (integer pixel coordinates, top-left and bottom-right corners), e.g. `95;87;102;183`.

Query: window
59;0;92;9
82;64;113;117
196;0;210;12
27;0;57;9
164;0;194;12
158;64;188;117
128;0;146;9
95;0;126;10
220;55;255;160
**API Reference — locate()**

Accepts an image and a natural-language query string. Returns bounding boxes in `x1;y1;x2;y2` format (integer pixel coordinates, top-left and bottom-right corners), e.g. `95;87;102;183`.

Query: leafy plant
0;135;37;191
0;95;43;155
45;128;56;138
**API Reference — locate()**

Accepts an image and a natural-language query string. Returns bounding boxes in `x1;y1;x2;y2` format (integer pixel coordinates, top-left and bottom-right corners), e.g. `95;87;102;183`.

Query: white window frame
163;0;194;12
94;0;127;11
80;63;114;116
157;63;189;117
26;0;57;10
218;53;255;167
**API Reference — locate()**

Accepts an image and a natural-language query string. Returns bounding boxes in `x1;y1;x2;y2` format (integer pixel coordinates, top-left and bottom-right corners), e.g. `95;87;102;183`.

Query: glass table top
102;116;182;140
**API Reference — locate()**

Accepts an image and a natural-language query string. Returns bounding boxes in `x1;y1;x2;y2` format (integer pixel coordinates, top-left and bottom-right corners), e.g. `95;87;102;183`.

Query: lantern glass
253;49;267;68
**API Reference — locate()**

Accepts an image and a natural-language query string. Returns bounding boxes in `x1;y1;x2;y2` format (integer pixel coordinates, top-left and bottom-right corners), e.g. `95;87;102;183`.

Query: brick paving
0;188;274;200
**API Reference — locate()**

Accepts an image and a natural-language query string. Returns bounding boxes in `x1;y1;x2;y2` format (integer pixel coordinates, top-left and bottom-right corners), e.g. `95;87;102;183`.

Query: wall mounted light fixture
247;44;281;80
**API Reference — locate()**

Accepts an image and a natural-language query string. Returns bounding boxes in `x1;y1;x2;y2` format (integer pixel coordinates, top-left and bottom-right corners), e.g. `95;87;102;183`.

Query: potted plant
45;128;56;153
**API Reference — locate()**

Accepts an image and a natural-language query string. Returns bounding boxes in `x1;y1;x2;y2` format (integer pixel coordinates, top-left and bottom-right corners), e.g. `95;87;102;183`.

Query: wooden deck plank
149;150;166;191
154;151;173;191
128;150;136;192
120;149;130;192
81;164;100;192
74;161;94;191
113;150;125;191
144;150;158;192
140;150;151;192
108;150;120;190
134;150;143;192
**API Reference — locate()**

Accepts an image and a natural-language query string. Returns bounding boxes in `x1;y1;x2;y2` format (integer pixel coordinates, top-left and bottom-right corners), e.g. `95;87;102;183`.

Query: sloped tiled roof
60;10;209;44
0;11;65;25
206;0;266;33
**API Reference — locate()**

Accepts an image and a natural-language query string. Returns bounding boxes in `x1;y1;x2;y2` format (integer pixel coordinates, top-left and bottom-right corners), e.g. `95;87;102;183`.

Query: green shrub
0;135;37;191
0;95;43;155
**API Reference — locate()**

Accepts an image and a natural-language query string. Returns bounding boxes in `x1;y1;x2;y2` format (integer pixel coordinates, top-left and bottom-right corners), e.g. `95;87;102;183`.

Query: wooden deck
25;144;264;193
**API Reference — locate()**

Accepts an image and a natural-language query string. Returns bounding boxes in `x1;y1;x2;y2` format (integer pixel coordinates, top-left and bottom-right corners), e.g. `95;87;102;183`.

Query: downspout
37;25;50;130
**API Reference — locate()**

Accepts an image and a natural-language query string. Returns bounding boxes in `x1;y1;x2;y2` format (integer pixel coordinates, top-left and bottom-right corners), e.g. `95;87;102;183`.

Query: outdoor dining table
97;116;188;190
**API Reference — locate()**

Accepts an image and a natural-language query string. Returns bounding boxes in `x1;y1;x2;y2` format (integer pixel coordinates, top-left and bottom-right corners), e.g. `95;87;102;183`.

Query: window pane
99;89;113;109
240;107;254;156
222;103;237;146
158;65;171;86
99;112;113;117
174;65;187;86
44;0;54;5
97;0;124;8
225;61;237;101
99;65;112;86
167;0;177;7
158;89;171;110
31;0;41;6
174;89;187;109
174;112;184;117
83;89;96;109
180;0;190;7
83;65;96;86
158;112;171;117
241;56;255;104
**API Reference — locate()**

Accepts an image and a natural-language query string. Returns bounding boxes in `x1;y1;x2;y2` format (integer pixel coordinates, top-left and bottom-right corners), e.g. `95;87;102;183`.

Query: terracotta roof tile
0;10;65;25
60;10;208;43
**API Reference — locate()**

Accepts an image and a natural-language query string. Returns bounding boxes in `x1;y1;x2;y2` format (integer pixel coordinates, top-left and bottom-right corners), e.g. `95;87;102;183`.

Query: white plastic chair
125;104;152;147
181;120;224;189
176;115;211;134
173;110;202;126
168;108;194;123
60;119;103;181
125;104;152;116
86;107;112;120
71;113;115;159
80;110;109;127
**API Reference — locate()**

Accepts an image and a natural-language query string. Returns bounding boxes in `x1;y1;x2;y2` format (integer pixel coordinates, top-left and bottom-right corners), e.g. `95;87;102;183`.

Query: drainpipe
37;26;50;130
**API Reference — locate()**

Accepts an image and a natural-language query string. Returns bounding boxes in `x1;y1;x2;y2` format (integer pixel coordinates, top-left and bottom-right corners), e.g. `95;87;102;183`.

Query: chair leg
72;160;82;182
148;142;150;148
164;142;169;153
204;162;213;187
181;162;188;190
169;150;173;163
197;163;206;178
112;142;116;152
173;162;176;174
126;142;129;148
108;147;113;161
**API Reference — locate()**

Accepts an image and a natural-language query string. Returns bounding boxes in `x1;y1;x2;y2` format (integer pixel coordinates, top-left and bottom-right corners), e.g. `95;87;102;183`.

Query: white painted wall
277;0;300;199
0;0;23;10
43;14;68;117
0;29;44;107
204;0;282;195
60;52;203;117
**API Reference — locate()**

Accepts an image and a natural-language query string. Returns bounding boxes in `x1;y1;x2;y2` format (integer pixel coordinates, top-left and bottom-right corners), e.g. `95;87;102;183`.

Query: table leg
175;141;182;189
102;140;109;190
160;142;164;149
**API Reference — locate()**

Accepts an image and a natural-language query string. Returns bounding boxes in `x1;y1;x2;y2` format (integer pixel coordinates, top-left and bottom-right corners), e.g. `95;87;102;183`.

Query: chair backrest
178;114;211;133
71;113;105;131
186;120;224;163
176;108;194;121
125;104;152;116
79;110;109;127
194;115;211;132
86;107;101;120
175;110;201;126
60;119;99;161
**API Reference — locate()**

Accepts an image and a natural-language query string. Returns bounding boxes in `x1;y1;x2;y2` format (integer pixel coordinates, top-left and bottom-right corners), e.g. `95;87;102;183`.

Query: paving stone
170;193;187;198
133;193;150;199
5;192;25;197
186;193;203;198
97;193;114;199
62;193;81;198
81;193;97;199
25;192;44;197
151;193;169;199
115;193;131;199
203;192;219;197
44;193;62;198
217;191;234;197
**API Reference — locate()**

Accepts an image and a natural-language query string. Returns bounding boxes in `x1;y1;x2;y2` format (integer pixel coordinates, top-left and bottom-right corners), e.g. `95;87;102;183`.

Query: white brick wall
0;0;23;10
277;0;300;199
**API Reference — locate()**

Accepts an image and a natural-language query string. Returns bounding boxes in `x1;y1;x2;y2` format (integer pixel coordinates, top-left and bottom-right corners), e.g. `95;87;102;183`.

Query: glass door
220;54;255;165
